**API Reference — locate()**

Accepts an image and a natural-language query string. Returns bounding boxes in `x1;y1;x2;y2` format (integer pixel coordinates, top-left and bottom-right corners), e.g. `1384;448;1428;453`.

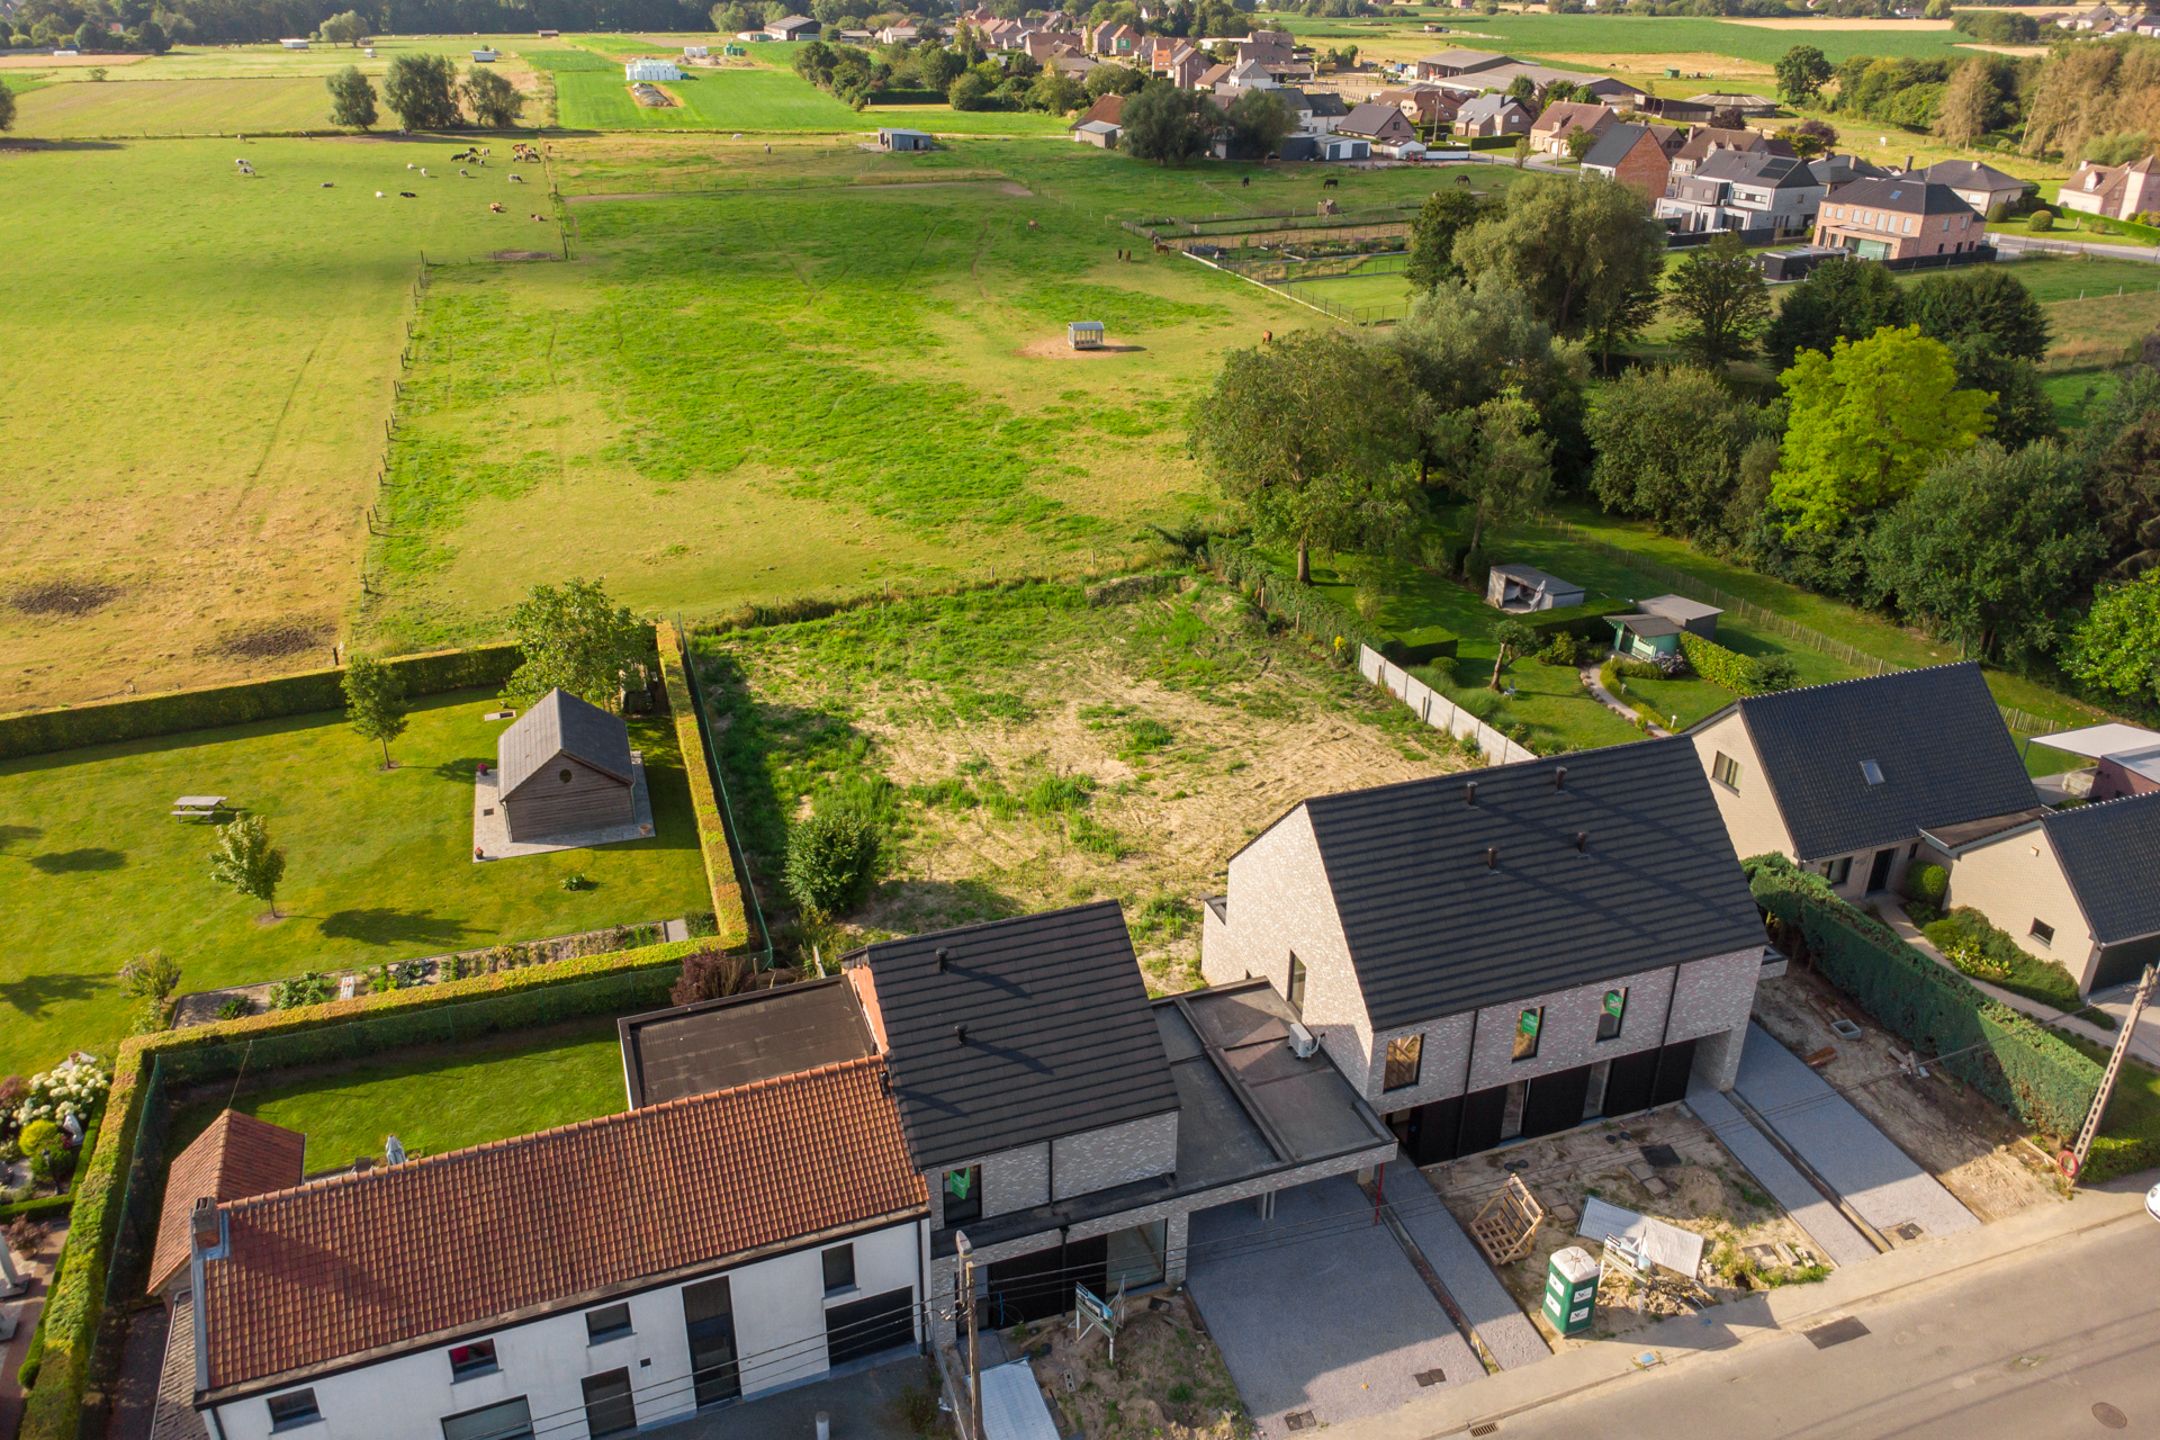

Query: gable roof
497;688;633;796
1693;149;1816;189
2044;792;2160;944
1456;93;1526;123
1919;158;2031;194
1531;100;1612;136
1675;126;1776;164
846;902;1177;1171
1075;91;1124;126
198;1057;923;1396
1823;176;1972;217
148;1112;305;1296
1701;663;2036;860
1296;738;1764;1031
1338;101;1411;136
1582;122;1663;170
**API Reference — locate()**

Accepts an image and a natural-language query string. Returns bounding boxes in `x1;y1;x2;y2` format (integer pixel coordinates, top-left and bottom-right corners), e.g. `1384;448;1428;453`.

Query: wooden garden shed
496;689;636;842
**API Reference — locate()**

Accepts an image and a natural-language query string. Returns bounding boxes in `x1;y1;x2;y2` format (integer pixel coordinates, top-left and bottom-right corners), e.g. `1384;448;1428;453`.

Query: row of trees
2;0;716;49
328;52;522;129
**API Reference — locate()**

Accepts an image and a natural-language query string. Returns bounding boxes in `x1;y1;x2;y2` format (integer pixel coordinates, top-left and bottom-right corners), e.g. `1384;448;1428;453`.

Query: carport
1185;1176;1480;1436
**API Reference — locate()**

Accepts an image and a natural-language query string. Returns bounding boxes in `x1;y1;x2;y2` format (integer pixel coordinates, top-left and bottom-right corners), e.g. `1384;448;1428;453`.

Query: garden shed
495;689;636;842
878;128;935;152
1609;612;1684;663
1639;593;1722;639
1485;563;1585;612
1068;320;1106;350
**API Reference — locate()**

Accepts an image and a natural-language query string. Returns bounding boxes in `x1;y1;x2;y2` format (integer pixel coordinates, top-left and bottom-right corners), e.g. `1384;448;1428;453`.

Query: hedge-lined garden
656;621;756;956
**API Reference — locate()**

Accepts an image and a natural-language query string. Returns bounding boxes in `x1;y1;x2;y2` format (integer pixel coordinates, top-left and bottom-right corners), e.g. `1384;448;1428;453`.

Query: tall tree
316;9;367;45
506;579;647;708
208;816;287;921
1187;329;1419;583
1587;366;1759;543
1453;174;1665;369
2067;570;2160;708
1763;256;1908;370
462;66;524;128
1864;441;2101;662
1435;392;1554;565
1771;326;1992;535
1907;266;2055;447
2083;363;2160;579
327;65;377;129
0;76;15;134
1120;79;1211;164
1666;232;1772;368
1775;44;1831;105
1403;188;1493;291
1223;87;1292;160
382;53;460;131
1933;57;2006;148
342;654;410;769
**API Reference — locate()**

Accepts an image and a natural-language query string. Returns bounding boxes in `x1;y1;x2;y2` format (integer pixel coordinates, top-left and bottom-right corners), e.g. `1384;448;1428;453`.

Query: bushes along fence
1360;645;1537;765
1677;630;1758;693
1204;540;1387;662
656;621;758;957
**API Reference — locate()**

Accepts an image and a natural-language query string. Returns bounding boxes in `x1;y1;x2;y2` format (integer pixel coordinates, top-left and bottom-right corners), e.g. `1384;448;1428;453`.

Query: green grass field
547;54;1071;135
166;1019;630;1169
0;690;708;1078
1279;11;1974;69
5;75;333;136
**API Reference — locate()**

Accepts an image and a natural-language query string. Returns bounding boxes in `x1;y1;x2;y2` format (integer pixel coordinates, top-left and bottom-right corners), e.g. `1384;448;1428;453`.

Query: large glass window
1512;1007;1542;1062
440;1398;534;1440
943;1164;982;1226
582;1371;638;1440
1384;1033;1423;1091
1288;954;1307;1015
1598;989;1627;1043
267;1391;321;1431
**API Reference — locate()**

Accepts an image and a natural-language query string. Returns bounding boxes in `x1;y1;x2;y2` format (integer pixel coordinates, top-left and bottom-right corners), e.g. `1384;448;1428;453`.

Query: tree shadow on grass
316;908;477;949
0;824;41;853
28;847;127;874
431;757;490;784
0;970;105;1018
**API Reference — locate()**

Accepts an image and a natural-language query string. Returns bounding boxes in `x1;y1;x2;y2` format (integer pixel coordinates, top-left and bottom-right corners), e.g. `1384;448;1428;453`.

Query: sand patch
1956;42;2050;57
1018;336;1145;359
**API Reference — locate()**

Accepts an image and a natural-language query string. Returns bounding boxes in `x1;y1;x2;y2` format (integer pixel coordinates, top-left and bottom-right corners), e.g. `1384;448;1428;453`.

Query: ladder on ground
2067;962;2158;1183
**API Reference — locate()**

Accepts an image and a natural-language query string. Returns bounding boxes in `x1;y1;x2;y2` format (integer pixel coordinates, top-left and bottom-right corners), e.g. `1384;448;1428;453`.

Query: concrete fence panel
1359;644;1385;685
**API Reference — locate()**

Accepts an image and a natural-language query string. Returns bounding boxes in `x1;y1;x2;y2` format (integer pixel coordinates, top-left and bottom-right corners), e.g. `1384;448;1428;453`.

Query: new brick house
1200;739;1770;1168
1813;177;1983;260
1654;150;1826;237
1579;121;1683;198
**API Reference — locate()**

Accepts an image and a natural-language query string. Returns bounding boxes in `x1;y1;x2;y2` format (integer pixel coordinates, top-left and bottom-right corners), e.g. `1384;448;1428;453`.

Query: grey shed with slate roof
496;688;636;842
845;901;1179;1172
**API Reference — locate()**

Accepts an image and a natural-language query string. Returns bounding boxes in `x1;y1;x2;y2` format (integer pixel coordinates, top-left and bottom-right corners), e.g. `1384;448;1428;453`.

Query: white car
2147;1182;2160;1223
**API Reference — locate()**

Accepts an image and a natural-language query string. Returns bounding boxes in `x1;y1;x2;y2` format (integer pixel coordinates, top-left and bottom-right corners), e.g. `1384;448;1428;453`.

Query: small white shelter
279;37;309;50
683;43;710;58
471;49;499;62
1068;321;1106;351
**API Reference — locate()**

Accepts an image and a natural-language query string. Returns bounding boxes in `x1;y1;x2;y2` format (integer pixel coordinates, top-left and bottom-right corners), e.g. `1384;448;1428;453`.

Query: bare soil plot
1026;1291;1250;1440
1752;968;2064;1222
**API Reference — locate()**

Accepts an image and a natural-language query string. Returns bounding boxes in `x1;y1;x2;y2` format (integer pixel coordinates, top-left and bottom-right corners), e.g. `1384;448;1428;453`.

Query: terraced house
1200;739;1770;1167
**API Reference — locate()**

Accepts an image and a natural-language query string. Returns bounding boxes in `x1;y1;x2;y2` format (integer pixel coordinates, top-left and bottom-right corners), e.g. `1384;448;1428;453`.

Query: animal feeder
1067;320;1106;351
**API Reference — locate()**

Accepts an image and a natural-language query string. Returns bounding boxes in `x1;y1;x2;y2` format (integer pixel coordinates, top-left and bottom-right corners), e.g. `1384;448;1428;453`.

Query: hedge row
1524;597;1632;644
1747;855;2101;1141
648;624;752;953
0;643;521;761
1204;541;1387;662
16;939;698;1440
1677;630;1756;692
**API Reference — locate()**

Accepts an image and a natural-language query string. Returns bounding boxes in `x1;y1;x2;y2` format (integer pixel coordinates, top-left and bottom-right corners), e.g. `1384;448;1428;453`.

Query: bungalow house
1813;177;1983;260
1685;663;2041;902
2059;154;2160;221
1377;84;1459;130
1072;91;1124;131
1453;93;1532;138
1917;158;2033;217
1486;562;1584;612
1530;100;1614;156
1654;150;1826;237
1926;792;2160;994
1200;740;1770;1166
1335;101;1419;147
494;689;636;842
764;14;821;40
2029;723;2160;802
1579;121;1682;198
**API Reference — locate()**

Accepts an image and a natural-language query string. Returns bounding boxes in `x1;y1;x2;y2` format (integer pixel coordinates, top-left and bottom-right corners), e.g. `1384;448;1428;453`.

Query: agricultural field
692;580;1463;990
0;690;709;1077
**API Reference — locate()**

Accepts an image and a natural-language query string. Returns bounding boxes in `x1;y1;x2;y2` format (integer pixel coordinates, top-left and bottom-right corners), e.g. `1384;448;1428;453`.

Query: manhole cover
2093;1402;2128;1430
1641;1143;1683;1168
1285;1412;1317;1431
1414;1369;1446;1387
1895;1222;1926;1242
1804;1317;1871;1349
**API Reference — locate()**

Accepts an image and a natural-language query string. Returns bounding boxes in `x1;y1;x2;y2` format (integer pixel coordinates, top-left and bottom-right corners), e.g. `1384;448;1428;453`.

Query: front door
683;1276;740;1409
1866;846;1896;893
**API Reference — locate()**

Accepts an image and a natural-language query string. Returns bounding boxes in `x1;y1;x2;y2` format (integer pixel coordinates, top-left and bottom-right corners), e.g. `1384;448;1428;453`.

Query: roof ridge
1304;733;1686;811
2046;789;2160;823
851;897;1120;958
225;1054;888;1212
1736;659;1975;707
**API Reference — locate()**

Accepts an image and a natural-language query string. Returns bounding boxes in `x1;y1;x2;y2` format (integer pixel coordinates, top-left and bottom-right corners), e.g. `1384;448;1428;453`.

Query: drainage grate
1895;1222;1926;1243
1285;1412;1317;1432
1804;1317;1870;1350
2092;1402;2128;1430
1641;1143;1683;1168
1470;1424;1500;1437
1414;1369;1446;1388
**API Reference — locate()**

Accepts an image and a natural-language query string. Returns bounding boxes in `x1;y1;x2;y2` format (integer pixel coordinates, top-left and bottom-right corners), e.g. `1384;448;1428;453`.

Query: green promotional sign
1518;1009;1541;1039
1604;990;1626;1020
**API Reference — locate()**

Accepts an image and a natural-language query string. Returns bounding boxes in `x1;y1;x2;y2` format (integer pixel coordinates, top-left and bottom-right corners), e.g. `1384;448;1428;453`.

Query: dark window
2030;919;2056;946
1288;954;1307;1015
823;1243;856;1294
943;1164;982;1226
1598;989;1627;1042
1512;1007;1542;1062
1820;856;1853;887
582;1371;638;1440
440;1397;534;1440
448;1339;499;1382
1383;1033;1422;1091
585;1303;633;1345
267;1391;321;1431
1711;752;1741;791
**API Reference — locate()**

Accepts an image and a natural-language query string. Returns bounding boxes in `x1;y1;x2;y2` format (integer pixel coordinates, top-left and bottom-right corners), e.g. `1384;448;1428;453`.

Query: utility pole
2065;962;2158;1184
955;1231;983;1440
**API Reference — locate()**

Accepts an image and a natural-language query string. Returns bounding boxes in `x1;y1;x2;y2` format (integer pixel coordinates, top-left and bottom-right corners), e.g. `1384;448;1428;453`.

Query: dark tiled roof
148;1111;305;1296
1694;150;1816;189
1339;101;1410;137
497;688;633;795
2046;793;2160;943
1714;663;2036;860
848;902;1178;1170
1582;122;1660;170
1301;738;1764;1031
199;1058;923;1394
1823;176;1973;216
1920;159;2031;193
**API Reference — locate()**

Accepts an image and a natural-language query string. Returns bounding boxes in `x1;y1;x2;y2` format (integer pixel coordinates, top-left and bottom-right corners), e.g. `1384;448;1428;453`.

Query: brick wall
1052;1112;1179;1201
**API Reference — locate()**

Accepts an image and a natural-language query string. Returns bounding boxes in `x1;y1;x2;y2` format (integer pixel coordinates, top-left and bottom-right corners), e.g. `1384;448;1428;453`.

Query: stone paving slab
472;753;655;861
1732;1023;1978;1242
1379;1159;1550;1371
1187;1177;1480;1437
1686;1083;1878;1269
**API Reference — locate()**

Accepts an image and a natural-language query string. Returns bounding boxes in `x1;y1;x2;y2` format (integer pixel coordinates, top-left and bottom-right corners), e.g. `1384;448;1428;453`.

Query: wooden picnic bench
171;795;229;820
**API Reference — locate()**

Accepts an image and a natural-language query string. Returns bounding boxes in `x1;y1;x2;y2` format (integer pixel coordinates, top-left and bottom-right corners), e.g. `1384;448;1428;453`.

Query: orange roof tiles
148;1111;306;1297
199;1057;925;1394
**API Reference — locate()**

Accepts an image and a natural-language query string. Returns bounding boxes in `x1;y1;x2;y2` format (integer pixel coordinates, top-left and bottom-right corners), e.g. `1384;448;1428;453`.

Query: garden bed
1922;907;2085;1015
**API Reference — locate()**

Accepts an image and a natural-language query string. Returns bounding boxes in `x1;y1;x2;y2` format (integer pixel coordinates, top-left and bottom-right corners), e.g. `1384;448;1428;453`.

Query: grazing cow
530;212;544;222
400;191;417;198
508;173;525;183
1241;175;1250;187
489;202;505;213
1321;176;1339;188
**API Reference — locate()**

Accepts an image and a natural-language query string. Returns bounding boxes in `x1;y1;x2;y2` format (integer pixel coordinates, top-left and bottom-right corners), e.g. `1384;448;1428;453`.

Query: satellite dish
385;1135;408;1165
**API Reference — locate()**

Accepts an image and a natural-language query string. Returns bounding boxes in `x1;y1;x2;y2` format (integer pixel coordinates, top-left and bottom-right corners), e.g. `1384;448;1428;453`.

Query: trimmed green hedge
1525;597;1632;644
0;643;521;761
1677;630;1754;692
15;939;698;1440
1204;541;1387;663
1748;855;2100;1142
656;622;753;953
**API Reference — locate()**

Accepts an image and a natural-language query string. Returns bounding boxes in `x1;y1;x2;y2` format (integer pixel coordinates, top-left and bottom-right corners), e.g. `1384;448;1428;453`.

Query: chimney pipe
935;946;950;973
954;1023;969;1045
1463;781;1478;806
191;1196;220;1254
1553;766;1567;790
1575;831;1588;853
1484;846;1498;870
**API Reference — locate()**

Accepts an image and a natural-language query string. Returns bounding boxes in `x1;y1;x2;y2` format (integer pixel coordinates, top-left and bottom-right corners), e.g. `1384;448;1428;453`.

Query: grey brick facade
1052;1111;1179;1201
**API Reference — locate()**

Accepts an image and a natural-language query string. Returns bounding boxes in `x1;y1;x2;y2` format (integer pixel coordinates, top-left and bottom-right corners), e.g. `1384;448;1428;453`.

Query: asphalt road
1495;1210;2160;1440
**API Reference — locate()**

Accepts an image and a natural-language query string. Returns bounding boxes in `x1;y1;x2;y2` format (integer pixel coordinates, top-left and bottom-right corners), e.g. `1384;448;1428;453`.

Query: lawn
1281;11;1975;67
547;55;1071;135
3;76;337;136
0;690;709;1079
0;135;565;714
165;1019;631;1170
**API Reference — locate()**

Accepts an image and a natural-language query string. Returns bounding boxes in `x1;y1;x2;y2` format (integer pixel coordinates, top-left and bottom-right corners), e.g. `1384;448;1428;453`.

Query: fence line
1360;645;1537;766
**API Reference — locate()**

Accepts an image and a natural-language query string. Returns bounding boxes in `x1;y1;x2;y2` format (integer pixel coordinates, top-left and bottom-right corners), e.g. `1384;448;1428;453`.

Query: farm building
1317;136;1370;162
625;58;682;83
1072;118;1120;148
1486;563;1584;612
495;689;637;843
878;128;935;152
278;37;309;50
766;14;822;39
470;49;498;62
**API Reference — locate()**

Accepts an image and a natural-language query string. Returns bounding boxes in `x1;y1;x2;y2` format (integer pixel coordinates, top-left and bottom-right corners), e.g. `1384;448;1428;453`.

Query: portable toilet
1542;1246;1599;1337
1068;321;1105;351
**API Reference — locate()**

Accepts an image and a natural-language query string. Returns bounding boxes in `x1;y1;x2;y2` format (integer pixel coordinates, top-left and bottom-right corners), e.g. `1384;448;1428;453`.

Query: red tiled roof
147;1111;306;1297
199;1057;925;1394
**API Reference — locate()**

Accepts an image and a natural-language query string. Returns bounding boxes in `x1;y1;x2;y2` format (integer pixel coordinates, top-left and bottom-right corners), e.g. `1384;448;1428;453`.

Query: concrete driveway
1185;1177;1480;1436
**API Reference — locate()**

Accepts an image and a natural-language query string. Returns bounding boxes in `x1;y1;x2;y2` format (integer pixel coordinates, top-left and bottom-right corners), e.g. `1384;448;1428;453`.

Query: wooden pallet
1469;1175;1544;1266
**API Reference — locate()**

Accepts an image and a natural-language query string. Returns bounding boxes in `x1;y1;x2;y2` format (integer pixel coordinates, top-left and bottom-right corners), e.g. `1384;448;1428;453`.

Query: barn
496;689;637;842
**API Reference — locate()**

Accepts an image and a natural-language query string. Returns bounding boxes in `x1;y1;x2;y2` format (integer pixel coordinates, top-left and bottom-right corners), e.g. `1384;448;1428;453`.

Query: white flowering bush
12;1053;111;1135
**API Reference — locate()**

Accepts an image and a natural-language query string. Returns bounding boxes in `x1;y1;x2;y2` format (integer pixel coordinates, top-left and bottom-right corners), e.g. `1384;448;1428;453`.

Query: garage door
825;1287;916;1365
1521;1065;1591;1139
986;1235;1107;1328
